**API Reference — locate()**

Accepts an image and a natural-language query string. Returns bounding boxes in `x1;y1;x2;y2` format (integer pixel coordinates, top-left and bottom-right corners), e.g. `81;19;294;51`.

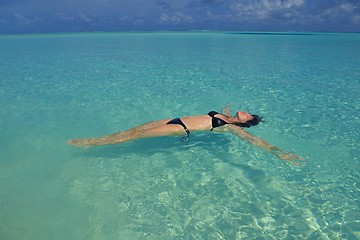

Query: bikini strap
207;111;220;117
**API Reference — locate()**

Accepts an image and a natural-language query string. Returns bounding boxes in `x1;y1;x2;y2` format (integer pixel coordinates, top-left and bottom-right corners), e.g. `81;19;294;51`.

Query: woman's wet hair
235;115;263;128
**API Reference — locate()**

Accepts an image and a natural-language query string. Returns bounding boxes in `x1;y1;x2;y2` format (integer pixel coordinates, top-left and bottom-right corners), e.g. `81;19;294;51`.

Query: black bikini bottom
166;118;190;141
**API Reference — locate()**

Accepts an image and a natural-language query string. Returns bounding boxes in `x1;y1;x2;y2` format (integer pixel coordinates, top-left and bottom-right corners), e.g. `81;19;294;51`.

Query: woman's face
235;111;254;123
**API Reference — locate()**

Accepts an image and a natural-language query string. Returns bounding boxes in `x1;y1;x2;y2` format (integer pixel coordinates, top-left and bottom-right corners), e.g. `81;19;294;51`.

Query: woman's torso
180;114;228;132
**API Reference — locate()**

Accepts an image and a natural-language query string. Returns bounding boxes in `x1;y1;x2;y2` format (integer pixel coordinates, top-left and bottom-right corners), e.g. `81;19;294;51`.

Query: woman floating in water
68;103;302;165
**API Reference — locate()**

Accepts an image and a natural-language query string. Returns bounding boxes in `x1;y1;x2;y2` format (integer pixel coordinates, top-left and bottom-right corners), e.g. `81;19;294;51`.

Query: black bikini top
207;111;229;131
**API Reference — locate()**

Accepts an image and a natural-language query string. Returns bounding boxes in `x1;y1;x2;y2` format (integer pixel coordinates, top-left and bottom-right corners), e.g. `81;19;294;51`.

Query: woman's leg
67;119;172;147
137;124;185;138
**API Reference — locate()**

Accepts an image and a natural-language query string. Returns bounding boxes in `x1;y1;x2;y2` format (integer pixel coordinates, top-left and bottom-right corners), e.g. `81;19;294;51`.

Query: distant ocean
0;32;359;239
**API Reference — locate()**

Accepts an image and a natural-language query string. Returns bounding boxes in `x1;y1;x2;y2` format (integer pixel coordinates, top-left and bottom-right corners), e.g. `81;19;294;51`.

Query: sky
0;0;359;33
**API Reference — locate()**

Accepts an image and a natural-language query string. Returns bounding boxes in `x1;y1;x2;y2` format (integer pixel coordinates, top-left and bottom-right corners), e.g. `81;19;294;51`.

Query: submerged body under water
0;32;359;239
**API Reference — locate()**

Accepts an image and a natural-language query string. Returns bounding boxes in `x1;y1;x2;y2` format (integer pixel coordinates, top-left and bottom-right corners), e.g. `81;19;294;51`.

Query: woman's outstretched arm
226;125;303;165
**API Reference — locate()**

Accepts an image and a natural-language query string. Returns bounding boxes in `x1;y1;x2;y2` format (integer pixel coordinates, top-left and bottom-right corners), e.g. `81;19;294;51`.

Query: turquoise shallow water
0;32;359;239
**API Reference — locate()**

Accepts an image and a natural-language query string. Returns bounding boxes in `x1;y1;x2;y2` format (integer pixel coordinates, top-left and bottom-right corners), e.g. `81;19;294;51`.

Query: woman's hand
222;102;232;117
276;151;304;166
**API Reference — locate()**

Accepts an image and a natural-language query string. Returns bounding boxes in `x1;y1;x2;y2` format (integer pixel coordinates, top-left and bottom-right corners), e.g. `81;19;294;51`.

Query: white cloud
352;14;360;24
339;3;355;13
117;15;145;26
230;0;305;20
160;13;170;22
14;13;42;25
14;13;32;24
160;12;193;24
54;12;76;22
320;2;357;21
78;13;95;23
53;12;97;23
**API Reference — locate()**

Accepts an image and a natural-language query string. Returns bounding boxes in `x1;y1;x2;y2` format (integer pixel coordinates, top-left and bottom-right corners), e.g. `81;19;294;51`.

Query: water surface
0;32;359;239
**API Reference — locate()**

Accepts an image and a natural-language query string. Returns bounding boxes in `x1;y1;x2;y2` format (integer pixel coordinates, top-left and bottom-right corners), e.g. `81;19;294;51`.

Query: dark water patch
227;32;318;36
